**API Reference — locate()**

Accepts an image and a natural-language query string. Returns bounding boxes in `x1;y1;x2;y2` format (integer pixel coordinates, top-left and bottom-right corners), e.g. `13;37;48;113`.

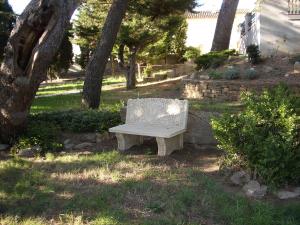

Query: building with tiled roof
185;9;251;53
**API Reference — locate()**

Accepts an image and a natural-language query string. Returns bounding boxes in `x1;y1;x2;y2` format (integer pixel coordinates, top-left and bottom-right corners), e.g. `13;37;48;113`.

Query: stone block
184;110;220;146
294;61;300;74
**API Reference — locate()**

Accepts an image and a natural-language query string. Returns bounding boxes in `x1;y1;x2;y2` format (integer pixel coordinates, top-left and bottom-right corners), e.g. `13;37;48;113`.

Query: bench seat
109;123;185;139
109;98;188;156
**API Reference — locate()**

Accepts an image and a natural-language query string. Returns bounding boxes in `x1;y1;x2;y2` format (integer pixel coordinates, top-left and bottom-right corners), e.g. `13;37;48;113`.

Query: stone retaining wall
182;78;300;101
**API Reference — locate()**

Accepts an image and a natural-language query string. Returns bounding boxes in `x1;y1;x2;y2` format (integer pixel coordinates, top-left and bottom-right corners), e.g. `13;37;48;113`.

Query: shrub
29;110;121;133
211;85;300;186
12;122;63;156
184;46;201;61
144;64;153;78
223;67;240;80
246;45;261;64
208;70;223;80
195;49;237;70
243;68;259;80
12;110;122;156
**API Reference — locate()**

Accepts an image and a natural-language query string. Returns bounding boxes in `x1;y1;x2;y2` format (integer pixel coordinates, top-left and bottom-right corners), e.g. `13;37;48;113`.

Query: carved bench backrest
126;98;189;129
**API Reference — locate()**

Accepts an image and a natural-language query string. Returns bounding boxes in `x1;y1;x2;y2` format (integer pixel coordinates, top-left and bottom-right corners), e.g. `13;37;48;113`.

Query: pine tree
211;0;240;51
79;0;197;108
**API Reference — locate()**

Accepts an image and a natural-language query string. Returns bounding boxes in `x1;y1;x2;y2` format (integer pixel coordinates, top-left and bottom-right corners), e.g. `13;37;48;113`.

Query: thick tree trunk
0;0;79;143
211;0;239;51
126;48;137;90
82;0;129;109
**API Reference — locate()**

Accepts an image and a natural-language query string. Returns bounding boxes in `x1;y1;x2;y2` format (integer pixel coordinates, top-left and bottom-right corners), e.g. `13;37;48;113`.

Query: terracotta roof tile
185;9;250;19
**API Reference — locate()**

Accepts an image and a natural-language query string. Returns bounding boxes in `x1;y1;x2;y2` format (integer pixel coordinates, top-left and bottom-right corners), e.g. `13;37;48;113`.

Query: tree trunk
0;0;79;143
82;0;129;109
211;0;239;51
126;47;137;90
118;43;125;69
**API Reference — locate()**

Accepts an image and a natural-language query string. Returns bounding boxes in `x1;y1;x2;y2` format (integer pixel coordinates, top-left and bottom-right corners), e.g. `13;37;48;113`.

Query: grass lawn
32;78;243;114
37;77;126;97
0;150;299;225
2;78;298;224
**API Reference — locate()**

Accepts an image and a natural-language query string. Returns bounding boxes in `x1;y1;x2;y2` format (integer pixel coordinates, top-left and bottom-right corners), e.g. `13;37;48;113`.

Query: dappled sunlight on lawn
0;149;299;225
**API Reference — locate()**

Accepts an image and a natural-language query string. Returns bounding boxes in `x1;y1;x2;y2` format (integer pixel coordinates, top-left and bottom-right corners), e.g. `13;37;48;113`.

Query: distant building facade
186;0;300;56
185;9;250;54
240;0;300;56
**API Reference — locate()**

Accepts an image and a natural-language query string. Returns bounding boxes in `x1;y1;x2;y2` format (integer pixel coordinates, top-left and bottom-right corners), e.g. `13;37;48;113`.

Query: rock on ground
64;139;72;145
81;133;96;143
230;171;250;186
276;191;300;200
74;142;93;150
243;180;267;198
64;143;75;151
18;148;35;158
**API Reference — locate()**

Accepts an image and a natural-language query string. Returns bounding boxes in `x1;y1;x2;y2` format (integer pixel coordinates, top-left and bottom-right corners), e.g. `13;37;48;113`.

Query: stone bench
109;98;189;156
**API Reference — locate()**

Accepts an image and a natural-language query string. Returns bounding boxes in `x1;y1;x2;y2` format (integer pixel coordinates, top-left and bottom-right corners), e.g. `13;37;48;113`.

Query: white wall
260;0;300;55
186;13;248;53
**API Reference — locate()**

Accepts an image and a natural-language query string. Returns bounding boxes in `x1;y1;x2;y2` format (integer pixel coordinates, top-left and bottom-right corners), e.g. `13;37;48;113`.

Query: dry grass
0;145;299;225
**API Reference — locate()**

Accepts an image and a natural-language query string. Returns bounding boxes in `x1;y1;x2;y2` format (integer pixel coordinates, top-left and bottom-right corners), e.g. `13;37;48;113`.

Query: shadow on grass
0;150;299;225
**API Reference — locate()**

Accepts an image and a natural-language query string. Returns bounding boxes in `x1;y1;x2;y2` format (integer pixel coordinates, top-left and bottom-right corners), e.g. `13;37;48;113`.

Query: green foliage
30;110;121;133
143;64;153;77
211;85;300;186
195;49;237;70
183;46;201;61
243;68;259;80
246;44;261;65
12;122;63;156
74;0;193;66
48;29;73;79
208;70;223;80
223;67;240;80
0;0;15;61
13;110;121;155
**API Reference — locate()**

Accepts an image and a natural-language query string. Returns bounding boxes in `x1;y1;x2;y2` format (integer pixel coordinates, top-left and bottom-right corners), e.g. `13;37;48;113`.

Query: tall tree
0;0;79;143
0;0;15;61
211;0;239;51
119;14;187;89
82;0;197;108
82;0;129;109
73;0;111;68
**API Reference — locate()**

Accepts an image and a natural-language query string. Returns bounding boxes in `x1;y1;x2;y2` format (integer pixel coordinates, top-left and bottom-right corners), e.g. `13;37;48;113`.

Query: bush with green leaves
12;122;63;156
29;110;121;133
243;68;259;80
183;46;201;61
211;85;300;186
13;110;122;156
246;44;261;65
195;49;237;70
143;64;153;78
208;70;223;80
223;67;240;80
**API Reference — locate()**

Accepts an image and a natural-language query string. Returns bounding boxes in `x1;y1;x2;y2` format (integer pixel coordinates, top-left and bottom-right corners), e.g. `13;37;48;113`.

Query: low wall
182;77;300;101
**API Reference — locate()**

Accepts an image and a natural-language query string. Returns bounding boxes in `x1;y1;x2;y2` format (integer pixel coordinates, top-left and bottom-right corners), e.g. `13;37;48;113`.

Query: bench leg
156;134;184;156
115;133;144;151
